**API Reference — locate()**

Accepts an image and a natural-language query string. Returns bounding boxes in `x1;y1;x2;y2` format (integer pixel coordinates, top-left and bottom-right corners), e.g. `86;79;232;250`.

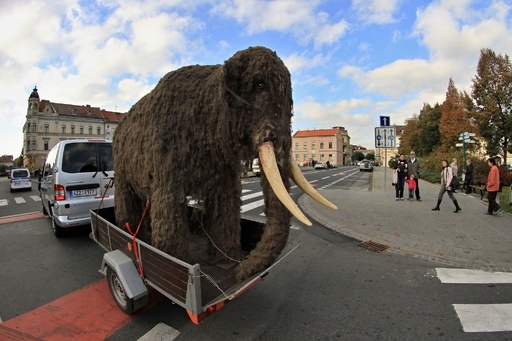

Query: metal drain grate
356;241;390;253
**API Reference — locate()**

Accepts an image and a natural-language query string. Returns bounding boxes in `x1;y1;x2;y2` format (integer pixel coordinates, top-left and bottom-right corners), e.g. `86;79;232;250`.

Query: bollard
509;184;512;205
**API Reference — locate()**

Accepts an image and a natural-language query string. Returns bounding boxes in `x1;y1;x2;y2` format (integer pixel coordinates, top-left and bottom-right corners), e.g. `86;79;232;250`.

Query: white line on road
241;191;263;201
30;195;41;201
241;199;265;213
0;199;7;206
14;197;26;204
454;304;512;332
436;268;512;284
138;322;180;341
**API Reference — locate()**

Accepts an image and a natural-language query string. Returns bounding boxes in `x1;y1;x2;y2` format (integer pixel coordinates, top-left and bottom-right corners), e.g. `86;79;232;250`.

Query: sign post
375;117;395;191
456;132;476;176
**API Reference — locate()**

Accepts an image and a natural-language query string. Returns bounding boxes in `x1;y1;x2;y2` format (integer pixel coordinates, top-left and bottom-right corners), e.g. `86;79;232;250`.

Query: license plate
71;189;97;197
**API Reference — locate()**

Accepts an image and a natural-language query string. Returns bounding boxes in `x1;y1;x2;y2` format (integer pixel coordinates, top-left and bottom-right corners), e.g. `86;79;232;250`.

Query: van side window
43;147;58;176
62;143;98;173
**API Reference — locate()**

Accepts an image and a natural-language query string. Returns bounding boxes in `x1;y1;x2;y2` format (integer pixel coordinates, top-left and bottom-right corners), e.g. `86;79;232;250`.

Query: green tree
471;48;512;165
417;103;442;155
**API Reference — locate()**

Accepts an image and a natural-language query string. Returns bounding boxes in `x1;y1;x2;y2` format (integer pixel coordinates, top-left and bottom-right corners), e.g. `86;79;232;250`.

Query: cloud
352;0;402;24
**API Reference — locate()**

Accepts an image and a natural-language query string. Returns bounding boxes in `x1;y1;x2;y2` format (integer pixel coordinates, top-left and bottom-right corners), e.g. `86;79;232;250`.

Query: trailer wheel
106;266;135;314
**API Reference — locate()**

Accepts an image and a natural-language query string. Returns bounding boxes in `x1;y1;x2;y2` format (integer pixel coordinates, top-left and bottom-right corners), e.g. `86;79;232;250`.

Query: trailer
90;206;298;324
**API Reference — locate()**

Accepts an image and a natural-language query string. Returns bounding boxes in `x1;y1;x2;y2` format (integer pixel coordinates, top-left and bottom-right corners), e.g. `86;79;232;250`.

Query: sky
1;0;512;158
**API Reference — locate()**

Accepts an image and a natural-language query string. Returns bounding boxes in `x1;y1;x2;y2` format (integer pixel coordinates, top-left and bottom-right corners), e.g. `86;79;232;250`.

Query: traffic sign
455;143;463;147
375;127;396;148
380;116;390;127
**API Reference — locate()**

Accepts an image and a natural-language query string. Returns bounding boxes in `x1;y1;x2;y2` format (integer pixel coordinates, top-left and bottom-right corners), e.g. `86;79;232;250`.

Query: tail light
54;184;66;201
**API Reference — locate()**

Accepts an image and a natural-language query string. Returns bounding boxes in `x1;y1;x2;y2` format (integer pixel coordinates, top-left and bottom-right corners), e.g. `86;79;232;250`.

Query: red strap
125;201;151;277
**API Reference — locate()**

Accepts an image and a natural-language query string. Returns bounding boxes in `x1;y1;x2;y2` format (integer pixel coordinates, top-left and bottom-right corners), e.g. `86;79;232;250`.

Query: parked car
10;167;32;192
252;158;261;176
314;162;326;170
359;160;373;172
39;139;115;237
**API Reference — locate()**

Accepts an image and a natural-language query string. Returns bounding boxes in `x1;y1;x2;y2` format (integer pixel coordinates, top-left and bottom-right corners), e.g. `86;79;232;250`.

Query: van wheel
106;266;135;314
42;204;48;216
51;211;64;238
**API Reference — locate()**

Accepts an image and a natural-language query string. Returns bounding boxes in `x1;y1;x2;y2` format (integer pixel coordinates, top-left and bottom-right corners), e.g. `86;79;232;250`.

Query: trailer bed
90;207;297;323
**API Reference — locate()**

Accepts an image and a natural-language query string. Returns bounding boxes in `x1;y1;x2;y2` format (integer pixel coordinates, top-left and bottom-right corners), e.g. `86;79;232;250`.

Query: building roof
0;155;14;162
37;100;125;123
293;128;341;138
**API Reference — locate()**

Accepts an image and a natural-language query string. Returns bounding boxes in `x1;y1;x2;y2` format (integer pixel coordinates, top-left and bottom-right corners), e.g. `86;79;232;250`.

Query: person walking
431;159;462;213
407;151;421;201
405;174;417;201
393;154;408;201
463;159;474;194
485;158;502;215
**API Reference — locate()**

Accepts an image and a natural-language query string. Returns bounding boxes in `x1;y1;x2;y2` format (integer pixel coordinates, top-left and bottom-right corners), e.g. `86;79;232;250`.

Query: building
0;155;14;168
292;126;352;166
22;87;126;171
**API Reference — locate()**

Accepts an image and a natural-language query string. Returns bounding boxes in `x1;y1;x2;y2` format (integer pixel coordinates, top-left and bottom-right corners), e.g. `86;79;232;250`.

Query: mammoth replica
113;46;337;281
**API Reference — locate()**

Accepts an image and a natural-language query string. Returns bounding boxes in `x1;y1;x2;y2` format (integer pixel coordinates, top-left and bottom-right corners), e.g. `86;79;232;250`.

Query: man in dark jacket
463;159;474;194
407;151;421;201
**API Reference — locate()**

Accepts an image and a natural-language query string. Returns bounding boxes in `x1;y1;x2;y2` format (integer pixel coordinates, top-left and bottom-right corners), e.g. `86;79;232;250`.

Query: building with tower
23;87;126;172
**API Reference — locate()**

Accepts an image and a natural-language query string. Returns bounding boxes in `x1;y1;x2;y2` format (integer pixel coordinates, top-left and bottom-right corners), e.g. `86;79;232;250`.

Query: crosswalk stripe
241;199;264;213
14;197;26;204
241;191;263;201
0;199;7;206
30;195;42;201
453;304;512;332
436;268;512;284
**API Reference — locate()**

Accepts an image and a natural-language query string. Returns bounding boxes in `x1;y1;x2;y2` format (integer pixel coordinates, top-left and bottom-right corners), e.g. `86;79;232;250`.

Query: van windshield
62;143;114;173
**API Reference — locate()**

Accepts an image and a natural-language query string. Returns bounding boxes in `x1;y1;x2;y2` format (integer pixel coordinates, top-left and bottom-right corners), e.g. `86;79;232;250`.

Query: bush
499;166;512;186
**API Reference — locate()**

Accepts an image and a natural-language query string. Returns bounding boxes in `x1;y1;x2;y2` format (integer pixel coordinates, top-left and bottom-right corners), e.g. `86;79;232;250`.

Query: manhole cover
356;241;390;253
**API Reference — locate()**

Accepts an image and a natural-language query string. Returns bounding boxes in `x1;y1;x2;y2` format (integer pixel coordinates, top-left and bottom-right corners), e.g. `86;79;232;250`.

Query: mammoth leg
235;179;291;281
114;180;149;241
203;178;242;264
150;189;188;260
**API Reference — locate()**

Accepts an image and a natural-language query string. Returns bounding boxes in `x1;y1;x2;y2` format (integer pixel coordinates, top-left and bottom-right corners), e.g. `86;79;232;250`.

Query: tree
417;103;442;155
439;79;475;152
471;48;512;165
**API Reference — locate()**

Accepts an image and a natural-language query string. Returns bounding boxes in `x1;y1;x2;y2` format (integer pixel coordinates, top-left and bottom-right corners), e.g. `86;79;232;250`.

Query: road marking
0;199;7;206
241;191;263;201
30;195;41;201
138;322;180;341
241;199;265;213
436;268;512;283
14;197;26;204
436;268;512;333
454;304;512;332
0;212;45;225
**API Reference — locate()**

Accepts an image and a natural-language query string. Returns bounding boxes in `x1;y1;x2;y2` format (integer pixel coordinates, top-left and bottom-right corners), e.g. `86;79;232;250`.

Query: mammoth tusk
290;161;338;210
258;142;312;226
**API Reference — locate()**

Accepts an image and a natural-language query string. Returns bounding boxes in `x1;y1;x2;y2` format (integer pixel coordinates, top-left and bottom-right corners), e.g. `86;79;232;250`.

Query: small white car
252;158;261;176
10;168;32;192
359;160;374;172
314;162;326;170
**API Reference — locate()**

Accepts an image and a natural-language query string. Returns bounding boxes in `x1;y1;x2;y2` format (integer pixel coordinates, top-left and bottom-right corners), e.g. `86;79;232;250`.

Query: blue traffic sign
380;116;390;126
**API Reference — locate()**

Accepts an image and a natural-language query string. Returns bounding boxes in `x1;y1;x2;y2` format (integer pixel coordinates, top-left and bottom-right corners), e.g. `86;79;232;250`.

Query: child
405;174;417;201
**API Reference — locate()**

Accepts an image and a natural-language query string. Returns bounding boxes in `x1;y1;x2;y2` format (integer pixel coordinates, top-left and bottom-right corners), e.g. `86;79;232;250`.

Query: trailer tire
106;266;135;314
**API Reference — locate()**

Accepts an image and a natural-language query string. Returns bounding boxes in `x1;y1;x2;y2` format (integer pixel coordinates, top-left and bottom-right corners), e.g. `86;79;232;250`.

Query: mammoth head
223;47;337;226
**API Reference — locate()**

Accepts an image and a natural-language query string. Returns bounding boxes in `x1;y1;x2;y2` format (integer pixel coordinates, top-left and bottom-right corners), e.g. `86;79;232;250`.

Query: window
97;126;101;135
31;141;36;149
303;154;308;161
329;142;333;149
27;123;30;132
26;140;30;150
44;140;49;151
312;153;316;160
80;126;84;134
61;142;114;173
303;142;308;150
71;125;75;134
31;124;36;132
44;124;49;133
88;126;93;135
312;141;316;149
320;154;324;161
295;142;299;150
62;125;66;134
329;154;334;161
295;154;299;161
320;142;324;149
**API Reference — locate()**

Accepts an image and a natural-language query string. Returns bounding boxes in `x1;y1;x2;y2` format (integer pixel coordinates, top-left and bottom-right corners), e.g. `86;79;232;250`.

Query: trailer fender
100;250;149;312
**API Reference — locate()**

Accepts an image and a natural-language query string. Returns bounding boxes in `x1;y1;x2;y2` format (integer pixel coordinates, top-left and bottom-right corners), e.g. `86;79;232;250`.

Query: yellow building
22;87;126;171
292;126;352;166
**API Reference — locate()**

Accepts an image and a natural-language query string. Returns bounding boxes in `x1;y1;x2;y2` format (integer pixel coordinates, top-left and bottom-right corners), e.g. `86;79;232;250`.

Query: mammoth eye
255;81;266;91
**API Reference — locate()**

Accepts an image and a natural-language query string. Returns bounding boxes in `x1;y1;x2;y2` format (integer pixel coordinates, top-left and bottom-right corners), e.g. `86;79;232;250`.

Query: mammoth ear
223;57;244;97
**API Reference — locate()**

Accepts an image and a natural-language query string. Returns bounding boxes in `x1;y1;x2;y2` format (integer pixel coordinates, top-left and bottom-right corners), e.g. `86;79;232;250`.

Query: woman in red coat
485;158;501;215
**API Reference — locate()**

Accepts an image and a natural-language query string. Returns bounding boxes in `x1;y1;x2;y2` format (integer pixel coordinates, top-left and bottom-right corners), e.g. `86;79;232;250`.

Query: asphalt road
1;168;511;340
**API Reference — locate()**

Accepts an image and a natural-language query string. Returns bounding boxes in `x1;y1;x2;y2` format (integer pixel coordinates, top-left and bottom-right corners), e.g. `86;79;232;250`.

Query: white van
40;139;115;237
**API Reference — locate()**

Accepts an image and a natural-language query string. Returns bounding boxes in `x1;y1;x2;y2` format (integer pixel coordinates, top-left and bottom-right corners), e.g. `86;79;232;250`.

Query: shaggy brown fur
113;46;293;281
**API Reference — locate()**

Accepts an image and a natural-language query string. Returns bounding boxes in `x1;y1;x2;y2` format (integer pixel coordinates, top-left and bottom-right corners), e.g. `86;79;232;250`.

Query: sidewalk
299;166;512;271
